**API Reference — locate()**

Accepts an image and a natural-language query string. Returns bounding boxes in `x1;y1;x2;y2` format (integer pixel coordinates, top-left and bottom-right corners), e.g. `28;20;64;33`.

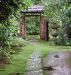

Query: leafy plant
7;37;27;48
26;17;40;35
0;48;11;68
42;0;71;45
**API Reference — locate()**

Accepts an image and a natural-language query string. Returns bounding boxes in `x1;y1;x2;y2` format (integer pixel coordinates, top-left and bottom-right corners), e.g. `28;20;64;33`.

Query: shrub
7;37;27;48
0;48;10;68
54;29;71;46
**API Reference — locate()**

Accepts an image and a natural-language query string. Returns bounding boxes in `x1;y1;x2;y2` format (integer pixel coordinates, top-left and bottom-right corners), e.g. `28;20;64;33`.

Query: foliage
0;48;10;68
0;0;20;48
7;37;27;48
42;0;71;45
0;23;9;47
58;1;71;45
26;17;40;35
0;0;21;21
31;0;41;4
0;0;33;48
63;7;71;39
0;0;32;66
5;37;27;54
22;0;32;9
54;30;68;45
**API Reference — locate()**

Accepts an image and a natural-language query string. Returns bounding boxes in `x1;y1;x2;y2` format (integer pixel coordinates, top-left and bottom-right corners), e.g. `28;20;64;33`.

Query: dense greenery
26;17;40;35
0;0;31;48
0;0;20;21
42;0;71;45
0;0;71;51
0;0;20;47
0;0;71;47
0;0;29;68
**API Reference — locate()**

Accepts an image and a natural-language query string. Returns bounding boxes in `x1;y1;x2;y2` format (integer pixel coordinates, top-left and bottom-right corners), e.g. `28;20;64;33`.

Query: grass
0;35;71;75
26;35;71;57
0;44;35;75
36;40;71;57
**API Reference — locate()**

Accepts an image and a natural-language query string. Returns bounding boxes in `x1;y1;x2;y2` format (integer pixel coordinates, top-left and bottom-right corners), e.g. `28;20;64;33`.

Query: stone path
42;51;71;75
24;51;43;75
26;38;71;75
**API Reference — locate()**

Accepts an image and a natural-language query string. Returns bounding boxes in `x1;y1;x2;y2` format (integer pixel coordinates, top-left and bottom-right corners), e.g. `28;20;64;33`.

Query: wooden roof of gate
20;5;44;16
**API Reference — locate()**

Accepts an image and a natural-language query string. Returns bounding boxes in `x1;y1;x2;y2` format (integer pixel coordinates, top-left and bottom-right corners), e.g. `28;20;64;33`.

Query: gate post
40;16;49;40
20;15;26;39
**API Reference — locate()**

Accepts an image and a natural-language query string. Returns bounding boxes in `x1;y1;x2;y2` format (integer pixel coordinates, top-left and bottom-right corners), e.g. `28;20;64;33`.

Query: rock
42;51;71;75
54;55;59;58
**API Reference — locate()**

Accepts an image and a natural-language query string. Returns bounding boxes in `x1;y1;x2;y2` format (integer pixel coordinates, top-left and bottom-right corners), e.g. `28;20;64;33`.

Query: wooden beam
20;16;26;39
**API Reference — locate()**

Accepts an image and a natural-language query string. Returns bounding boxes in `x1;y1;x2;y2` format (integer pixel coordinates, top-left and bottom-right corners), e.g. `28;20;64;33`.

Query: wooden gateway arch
20;5;49;40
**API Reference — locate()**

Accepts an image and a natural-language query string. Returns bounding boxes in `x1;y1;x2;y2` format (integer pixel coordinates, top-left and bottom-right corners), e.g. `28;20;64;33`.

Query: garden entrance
20;5;49;40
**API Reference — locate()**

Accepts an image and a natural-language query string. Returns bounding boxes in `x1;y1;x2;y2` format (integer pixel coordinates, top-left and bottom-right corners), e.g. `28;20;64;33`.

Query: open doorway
26;16;40;40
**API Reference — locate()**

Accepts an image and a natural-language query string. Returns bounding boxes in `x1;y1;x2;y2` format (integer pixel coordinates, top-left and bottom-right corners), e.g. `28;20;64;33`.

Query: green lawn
0;44;35;75
0;35;71;75
26;35;71;56
35;40;71;57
